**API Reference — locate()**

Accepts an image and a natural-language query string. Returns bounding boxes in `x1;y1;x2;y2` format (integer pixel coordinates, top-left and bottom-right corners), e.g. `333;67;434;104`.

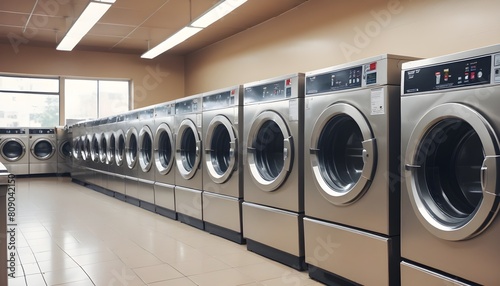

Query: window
0;75;59;127
64;79;129;122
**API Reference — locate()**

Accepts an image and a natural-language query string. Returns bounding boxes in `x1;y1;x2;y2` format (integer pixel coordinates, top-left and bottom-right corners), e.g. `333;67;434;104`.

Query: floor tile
148;277;198;286
236;261;297;282
42;266;89;285
72;250;118;266
170;256;231;276
133;264;184;284
188;268;255;286
120;252;163;269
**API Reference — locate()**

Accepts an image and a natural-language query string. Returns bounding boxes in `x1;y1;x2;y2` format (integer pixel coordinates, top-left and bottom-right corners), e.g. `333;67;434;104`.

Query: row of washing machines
0;126;72;176
69;45;500;286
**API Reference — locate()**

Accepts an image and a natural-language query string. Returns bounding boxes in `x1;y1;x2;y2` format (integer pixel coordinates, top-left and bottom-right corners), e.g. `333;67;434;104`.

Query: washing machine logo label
406;69;420;80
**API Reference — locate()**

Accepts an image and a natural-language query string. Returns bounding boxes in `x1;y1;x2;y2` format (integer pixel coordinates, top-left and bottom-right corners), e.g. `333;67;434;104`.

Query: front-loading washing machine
137;107;155;211
0;128;29;175
202;85;244;243
175;94;204;229
29;128;58;174
81;122;93;183
153;101;176;219
242;73;305;270
111;114;127;200
303;54;416;285
124;111;140;206
56;126;72;175
400;45;500;285
70;122;85;183
87;120;102;187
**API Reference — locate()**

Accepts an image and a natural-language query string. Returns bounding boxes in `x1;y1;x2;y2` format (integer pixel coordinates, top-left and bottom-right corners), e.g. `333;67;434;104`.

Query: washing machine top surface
154;101;175;119
243;73;304;105
0;128;27;135
202;85;243;110
402;44;500;96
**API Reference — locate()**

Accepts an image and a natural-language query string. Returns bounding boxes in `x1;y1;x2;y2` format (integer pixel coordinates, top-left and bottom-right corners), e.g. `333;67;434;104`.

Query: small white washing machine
242;73;305;270
202;85;244;243
0;128;29;175
303;55;416;285
401;45;500;285
56;126;72;175
175;94;204;229
29;128;57;174
124;111;140;206
137;107;156;211
153;101;176;219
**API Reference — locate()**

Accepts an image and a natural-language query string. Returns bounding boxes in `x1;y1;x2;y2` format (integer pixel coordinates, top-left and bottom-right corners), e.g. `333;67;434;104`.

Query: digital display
306;66;362;95
0;129;26;134
29;128;55;134
403;55;491;95
244;80;287;104
175;98;199;114
203;91;233;110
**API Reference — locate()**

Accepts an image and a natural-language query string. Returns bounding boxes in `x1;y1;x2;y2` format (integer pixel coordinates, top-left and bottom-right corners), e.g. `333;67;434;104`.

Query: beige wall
185;0;500;95
0;43;184;123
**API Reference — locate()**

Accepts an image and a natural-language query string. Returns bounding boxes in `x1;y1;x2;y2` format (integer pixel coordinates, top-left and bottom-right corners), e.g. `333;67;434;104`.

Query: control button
478;71;483;78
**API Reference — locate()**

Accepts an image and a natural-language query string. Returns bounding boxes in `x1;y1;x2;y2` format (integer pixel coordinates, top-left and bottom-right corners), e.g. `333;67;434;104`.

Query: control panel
175;98;200;114
139;108;154;119
203;90;236;110
0;129;26;134
244;75;303;104
306;61;379;96
403;55;496;95
29;128;55;134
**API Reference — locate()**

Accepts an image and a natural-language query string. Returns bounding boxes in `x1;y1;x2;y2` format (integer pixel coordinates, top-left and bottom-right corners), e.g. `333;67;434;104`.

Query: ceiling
0;0;309;56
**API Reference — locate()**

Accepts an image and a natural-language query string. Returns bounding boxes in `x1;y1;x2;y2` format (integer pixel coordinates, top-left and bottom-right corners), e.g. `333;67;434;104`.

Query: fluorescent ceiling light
57;0;115;51
191;0;247;28
141;26;203;59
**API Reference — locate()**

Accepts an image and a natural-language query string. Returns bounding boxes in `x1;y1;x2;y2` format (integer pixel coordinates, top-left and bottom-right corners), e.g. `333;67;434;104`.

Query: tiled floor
8;177;322;286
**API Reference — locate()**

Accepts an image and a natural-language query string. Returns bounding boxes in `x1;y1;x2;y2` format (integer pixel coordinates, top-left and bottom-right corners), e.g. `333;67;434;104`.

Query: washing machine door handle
481;155;500;195
361;138;376;180
283;136;293;171
229;139;237;159
196;140;201;157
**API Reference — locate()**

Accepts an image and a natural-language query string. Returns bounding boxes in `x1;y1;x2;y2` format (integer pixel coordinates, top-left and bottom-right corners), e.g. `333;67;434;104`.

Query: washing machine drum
176;119;201;179
125;128;138;169
31;139;55;160
139;126;153;172
310;103;376;205
205;115;237;183
1;139;26;161
247;111;293;192
60;141;71;158
154;123;174;175
405;103;500;241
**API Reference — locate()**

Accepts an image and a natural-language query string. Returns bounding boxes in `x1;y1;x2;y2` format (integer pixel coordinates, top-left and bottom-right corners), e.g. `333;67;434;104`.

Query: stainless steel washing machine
56;126;72;175
29;128;57;174
87;120;102;187
202;85;244;243
70;122;85;183
111;114;127;200
303;55;416;285
153;101;176;219
175;94;204;229
92;117;113;196
401;45;500;285
137;107;155;211
81;121;93;184
124;111;140;206
0;128;29;175
242;73;305;270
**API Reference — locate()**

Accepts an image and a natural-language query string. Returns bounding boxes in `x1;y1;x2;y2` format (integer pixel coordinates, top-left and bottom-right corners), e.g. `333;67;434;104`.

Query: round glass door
154;123;174;175
107;133;116;165
125;128;138;169
99;133;107;163
115;130;125;167
60;141;71;159
139;126;153;172
176;119;201;179
247;111;292;192
82;135;90;161
91;134;99;162
1;139;26;162
310;103;376;205
405;103;500;241
205;115;237;184
72;138;80;160
31;139;55;160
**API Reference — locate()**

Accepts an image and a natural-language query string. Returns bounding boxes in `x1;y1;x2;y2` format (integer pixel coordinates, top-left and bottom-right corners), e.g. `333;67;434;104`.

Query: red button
286;79;292;86
370;62;377;70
